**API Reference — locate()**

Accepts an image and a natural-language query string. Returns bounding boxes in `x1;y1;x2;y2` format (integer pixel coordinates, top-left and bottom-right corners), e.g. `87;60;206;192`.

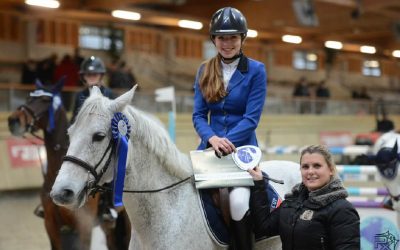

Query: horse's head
51;86;137;209
8;77;65;136
374;142;399;180
371;133;400;209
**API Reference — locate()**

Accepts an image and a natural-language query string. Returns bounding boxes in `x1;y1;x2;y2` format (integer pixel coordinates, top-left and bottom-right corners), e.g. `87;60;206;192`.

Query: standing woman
192;7;267;250
248;145;360;250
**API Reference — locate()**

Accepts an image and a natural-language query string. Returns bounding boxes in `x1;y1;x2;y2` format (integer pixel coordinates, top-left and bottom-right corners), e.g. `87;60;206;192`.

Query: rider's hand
248;166;263;181
208;136;236;158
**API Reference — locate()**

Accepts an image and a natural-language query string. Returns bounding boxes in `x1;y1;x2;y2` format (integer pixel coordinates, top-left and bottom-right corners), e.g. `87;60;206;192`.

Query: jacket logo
300;210;314;220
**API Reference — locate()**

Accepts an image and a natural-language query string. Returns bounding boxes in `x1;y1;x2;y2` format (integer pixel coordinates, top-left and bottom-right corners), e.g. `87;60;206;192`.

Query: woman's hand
248;166;263;181
208;136;236;157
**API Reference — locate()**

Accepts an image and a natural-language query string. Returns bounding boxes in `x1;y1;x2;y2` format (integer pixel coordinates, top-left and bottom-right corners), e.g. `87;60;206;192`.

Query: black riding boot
231;211;254;250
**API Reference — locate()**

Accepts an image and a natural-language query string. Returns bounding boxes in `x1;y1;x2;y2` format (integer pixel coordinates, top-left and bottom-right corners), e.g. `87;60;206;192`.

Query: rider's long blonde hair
199;54;226;103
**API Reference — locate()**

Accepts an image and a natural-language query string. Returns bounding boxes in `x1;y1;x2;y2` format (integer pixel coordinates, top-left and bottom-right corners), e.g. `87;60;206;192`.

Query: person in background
109;60;136;90
36;53;58;86
21;59;37;84
192;7;267;250
248;145;360;250
71;56;114;124
292;77;310;113
315;80;330;114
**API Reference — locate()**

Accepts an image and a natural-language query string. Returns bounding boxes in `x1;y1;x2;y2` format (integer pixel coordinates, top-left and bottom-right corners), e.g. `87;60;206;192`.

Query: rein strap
123;176;193;193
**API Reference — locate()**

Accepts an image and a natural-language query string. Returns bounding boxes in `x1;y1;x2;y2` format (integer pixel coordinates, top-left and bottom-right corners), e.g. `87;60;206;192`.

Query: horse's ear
35;78;44;89
90;86;102;96
110;84;138;112
52;75;66;93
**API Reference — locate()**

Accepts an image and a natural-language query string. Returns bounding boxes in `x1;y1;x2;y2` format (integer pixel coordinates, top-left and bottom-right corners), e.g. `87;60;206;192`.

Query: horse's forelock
72;94;113;134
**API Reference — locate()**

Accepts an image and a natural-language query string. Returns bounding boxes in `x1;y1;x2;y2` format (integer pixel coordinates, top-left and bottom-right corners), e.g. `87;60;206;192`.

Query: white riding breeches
229;187;250;221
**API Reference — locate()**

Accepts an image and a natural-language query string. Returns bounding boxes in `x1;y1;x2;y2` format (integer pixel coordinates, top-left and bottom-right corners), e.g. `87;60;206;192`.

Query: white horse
50;86;301;250
371;131;400;226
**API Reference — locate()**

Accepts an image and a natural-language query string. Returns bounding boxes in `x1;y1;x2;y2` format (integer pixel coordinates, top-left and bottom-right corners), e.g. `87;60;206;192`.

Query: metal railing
1;84;399;115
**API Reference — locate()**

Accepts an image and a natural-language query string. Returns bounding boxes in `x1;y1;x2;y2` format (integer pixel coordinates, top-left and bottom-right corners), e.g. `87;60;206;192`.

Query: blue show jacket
193;55;267;150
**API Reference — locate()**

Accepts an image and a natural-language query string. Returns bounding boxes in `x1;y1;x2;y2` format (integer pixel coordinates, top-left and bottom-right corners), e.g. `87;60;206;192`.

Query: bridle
18;103;48;140
63;134;193;196
63;138;117;196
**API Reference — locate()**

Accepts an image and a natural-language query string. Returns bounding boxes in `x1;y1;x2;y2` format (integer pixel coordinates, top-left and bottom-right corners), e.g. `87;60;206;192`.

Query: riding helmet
79;56;106;74
209;7;248;39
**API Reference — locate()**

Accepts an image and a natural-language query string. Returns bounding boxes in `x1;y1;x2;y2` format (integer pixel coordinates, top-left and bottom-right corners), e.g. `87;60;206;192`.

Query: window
79;25;124;51
362;60;381;77
203;40;217;60
293;50;318;70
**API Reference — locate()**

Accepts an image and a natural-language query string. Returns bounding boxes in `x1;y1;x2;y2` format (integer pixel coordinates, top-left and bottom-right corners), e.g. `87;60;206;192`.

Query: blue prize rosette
111;112;131;207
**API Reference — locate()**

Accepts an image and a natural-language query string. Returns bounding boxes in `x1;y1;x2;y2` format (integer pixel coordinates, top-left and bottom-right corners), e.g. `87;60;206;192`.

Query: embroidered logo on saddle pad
232;145;262;171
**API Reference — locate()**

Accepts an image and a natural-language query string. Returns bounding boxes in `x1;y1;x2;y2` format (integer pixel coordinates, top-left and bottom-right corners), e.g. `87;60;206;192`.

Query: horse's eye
92;132;106;142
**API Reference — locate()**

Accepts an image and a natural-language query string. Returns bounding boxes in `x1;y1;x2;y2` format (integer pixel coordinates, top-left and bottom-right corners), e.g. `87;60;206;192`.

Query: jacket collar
285;177;348;209
227;55;248;92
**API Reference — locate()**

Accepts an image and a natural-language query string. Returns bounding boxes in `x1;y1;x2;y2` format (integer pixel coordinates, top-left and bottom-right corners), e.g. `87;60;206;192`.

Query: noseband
63;138;117;196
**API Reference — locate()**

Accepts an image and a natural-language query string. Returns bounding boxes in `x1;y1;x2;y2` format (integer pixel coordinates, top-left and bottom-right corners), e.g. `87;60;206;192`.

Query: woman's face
214;34;242;59
83;73;103;86
300;153;333;191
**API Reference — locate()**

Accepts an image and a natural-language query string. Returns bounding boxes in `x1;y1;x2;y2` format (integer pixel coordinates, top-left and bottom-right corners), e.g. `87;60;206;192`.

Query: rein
123;176;193;193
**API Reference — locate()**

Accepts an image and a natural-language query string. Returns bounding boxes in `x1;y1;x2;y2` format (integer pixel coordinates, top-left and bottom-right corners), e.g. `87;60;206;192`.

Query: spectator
109;60;136;89
53;54;79;87
315;80;330;114
73;47;84;70
37;53;58;86
292;77;310;113
352;86;371;100
21;59;37;84
292;77;310;97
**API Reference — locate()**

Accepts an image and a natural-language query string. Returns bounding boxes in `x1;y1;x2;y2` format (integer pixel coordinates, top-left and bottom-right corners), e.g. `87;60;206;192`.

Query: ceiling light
360;45;376;54
392;50;400;58
282;34;302;44
325;41;343;50
25;0;60;8
112;10;141;21
178;20;203;30
247;29;258;38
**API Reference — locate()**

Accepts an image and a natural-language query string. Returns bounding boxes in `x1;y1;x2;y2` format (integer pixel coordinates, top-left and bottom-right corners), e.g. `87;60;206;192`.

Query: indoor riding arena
1;1;400;250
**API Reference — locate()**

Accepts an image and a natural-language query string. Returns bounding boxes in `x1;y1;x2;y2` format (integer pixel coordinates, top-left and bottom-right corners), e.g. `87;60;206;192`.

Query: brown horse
8;78;130;250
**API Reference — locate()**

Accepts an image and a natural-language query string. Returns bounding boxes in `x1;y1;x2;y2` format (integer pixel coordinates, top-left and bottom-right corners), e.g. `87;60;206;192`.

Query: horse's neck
42;108;69;185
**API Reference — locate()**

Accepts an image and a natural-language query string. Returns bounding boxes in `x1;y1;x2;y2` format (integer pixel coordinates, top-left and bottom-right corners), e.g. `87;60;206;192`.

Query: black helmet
80;56;106;74
209;7;248;39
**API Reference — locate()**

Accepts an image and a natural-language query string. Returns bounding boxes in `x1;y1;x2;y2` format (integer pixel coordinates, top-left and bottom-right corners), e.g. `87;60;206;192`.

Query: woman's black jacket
250;177;360;250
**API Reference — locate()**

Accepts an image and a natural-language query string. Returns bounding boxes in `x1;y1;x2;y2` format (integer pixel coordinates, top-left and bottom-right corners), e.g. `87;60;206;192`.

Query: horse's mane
70;91;192;179
124;105;192;178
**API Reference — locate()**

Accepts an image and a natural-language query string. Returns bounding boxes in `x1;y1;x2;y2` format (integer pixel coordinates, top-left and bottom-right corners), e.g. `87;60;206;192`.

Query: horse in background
8;78;130;250
369;131;400;227
50;86;301;250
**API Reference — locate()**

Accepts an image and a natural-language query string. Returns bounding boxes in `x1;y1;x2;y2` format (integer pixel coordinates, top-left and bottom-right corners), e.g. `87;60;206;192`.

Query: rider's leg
229;187;253;250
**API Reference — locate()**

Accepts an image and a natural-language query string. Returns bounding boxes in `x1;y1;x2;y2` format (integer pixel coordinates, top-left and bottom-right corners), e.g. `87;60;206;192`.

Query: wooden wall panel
347;57;361;73
126;27;164;55
173;34;203;59
36;18;78;46
274;48;293;66
0;12;23;42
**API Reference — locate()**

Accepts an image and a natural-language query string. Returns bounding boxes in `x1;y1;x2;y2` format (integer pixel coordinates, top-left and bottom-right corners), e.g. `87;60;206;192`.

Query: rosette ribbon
111;112;131;207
